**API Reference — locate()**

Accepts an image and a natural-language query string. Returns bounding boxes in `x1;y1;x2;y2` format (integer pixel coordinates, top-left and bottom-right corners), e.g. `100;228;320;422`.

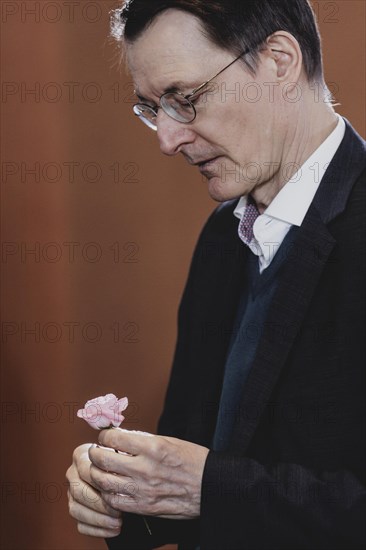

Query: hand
88;429;210;519
66;443;123;538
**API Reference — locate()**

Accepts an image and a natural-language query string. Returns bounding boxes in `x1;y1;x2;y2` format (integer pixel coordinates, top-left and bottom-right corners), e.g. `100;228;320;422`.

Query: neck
252;103;339;214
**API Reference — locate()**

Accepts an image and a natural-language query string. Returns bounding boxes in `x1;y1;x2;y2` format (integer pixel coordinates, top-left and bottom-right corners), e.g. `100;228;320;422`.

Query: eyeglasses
133;48;250;131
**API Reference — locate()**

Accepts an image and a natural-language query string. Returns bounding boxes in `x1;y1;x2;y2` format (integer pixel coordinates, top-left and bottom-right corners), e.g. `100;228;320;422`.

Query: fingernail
109;519;122;529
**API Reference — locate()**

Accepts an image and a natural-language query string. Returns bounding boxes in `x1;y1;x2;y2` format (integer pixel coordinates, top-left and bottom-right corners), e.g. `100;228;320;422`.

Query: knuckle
99;454;110;471
112;479;125;494
90;469;113;493
68;500;77;518
95;514;110;528
74;443;92;465
92;450;110;472
148;500;161;516
108;493;121;510
79;462;91;484
146;474;159;489
82;487;98;507
72;445;82;462
123;480;138;497
89;466;100;487
149;437;163;457
77;522;86;535
65;464;75;483
101;430;114;446
144;483;158;504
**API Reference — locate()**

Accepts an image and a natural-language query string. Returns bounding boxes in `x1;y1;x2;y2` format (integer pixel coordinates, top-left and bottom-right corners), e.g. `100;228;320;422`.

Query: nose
156;110;196;156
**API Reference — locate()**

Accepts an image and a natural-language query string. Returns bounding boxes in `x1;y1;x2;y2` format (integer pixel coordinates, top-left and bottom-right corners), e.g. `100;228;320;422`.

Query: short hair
110;0;324;81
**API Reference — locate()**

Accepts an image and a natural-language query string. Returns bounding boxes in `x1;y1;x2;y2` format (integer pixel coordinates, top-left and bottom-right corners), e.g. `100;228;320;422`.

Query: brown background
1;1;365;548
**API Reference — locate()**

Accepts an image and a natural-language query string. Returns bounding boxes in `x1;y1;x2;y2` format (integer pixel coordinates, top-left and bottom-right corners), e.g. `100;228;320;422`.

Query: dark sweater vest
212;227;298;451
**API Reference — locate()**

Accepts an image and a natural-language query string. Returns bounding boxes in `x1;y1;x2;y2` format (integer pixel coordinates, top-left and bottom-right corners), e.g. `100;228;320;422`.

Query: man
66;1;365;548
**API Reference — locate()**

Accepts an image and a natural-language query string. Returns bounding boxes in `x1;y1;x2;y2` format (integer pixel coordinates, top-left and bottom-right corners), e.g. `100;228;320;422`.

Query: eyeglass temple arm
188;49;249;98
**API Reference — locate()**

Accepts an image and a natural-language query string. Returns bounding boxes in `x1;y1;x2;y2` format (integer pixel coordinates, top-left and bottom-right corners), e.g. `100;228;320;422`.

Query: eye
143;101;158;111
135;93;158;112
172;94;191;108
189;84;215;105
161;92;192;114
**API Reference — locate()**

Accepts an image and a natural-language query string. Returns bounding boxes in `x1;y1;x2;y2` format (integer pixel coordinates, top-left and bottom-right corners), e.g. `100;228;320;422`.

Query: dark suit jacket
107;119;366;550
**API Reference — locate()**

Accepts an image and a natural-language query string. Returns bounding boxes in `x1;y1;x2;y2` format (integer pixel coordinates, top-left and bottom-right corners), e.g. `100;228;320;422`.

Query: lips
181;152;222;177
197;156;221;175
196;156;219;167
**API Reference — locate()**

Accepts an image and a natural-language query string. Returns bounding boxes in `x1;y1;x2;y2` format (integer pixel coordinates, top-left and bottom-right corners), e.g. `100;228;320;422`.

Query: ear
264;31;303;82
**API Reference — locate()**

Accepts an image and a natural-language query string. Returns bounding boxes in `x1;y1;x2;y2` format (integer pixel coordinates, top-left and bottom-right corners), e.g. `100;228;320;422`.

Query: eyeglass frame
133;46;252;130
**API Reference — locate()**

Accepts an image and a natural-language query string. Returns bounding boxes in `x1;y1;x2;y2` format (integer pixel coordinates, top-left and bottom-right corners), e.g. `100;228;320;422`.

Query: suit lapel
229;205;335;452
228;119;365;453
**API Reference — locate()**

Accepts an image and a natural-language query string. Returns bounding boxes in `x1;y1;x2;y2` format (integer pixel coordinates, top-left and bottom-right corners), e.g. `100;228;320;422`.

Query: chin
206;176;247;203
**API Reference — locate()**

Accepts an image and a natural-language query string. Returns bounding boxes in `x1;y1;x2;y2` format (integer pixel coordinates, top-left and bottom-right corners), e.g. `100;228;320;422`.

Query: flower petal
77;393;129;429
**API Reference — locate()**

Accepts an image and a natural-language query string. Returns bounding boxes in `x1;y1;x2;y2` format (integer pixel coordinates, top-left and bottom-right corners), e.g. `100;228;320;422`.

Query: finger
77;520;122;538
76;456;91;480
89;445;139;477
68;473;122;517
69;495;122;533
101;491;140;514
69;447;103;493
98;428;154;456
101;491;193;518
89;465;138;496
74;451;118;495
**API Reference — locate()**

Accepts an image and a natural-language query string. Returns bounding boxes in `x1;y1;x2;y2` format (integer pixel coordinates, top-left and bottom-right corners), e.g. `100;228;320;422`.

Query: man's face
127;9;287;202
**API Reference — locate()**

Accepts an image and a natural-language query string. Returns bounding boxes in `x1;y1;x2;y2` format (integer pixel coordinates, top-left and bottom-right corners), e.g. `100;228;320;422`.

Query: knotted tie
238;196;259;245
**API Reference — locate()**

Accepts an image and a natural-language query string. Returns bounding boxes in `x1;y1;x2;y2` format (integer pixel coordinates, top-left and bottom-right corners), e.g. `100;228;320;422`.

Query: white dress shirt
234;115;346;272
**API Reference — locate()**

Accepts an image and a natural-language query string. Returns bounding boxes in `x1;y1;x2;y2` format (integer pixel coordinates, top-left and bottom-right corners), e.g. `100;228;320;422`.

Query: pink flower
77;393;128;430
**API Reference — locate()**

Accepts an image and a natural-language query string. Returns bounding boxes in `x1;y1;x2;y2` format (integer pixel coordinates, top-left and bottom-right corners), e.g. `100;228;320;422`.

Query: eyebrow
162;81;189;93
135;80;197;103
135;92;150;103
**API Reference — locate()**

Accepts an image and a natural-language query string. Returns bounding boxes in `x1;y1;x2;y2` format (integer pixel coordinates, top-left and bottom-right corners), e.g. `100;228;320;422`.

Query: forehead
126;9;228;95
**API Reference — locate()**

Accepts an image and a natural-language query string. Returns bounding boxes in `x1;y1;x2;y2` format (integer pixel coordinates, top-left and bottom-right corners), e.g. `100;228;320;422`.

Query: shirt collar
234;114;346;226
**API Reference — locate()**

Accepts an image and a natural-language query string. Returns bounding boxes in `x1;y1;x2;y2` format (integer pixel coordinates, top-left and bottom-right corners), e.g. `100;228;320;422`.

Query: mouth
196;157;221;174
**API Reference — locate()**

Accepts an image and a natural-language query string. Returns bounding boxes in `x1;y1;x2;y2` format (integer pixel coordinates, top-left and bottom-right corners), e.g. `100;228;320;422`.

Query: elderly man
66;1;365;549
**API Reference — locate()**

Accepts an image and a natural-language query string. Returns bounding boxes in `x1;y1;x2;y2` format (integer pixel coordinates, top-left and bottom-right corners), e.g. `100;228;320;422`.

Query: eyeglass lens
160;93;195;123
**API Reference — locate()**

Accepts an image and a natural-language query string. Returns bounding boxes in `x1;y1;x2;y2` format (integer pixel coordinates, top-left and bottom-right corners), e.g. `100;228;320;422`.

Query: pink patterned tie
238;197;259;245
